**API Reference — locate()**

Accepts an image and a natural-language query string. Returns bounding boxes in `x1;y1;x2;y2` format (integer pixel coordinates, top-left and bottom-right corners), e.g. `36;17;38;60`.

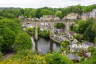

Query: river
31;37;60;54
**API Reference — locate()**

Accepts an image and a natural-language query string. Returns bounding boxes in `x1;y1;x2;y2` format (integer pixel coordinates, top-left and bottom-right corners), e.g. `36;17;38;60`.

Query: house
89;9;96;18
40;15;60;21
81;9;96;20
40;15;53;21
67;54;81;62
81;12;90;20
63;13;79;20
70;42;93;52
54;17;60;21
18;16;24;19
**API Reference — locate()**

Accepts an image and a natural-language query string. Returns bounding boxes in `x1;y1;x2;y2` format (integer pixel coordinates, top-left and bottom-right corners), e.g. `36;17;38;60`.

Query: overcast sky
0;0;96;8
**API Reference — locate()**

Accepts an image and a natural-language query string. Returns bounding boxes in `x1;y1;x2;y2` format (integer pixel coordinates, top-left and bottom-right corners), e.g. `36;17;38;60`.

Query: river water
32;37;60;54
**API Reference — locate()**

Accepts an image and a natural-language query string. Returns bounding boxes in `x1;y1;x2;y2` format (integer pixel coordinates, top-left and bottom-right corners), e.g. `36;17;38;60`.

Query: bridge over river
22;19;78;44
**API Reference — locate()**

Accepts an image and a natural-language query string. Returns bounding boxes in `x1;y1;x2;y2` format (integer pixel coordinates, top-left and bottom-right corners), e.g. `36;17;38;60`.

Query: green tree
82;47;96;64
55;11;63;19
54;23;65;29
94;37;96;44
41;9;53;16
60;41;69;52
0;28;15;54
26;27;35;36
39;30;50;39
13;32;32;52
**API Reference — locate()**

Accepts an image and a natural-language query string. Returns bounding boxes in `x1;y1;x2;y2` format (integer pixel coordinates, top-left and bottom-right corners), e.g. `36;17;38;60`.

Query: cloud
0;0;96;8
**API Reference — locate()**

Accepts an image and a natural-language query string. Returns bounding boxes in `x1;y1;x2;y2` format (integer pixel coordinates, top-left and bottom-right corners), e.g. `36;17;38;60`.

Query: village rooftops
40;15;60;21
63;13;80;20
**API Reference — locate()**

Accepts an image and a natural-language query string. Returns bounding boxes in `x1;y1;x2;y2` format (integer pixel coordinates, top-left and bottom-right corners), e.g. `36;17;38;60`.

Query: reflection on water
38;38;50;54
32;37;60;54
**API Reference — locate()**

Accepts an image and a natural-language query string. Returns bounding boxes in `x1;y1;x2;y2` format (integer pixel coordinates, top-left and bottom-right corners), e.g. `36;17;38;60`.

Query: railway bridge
22;19;77;43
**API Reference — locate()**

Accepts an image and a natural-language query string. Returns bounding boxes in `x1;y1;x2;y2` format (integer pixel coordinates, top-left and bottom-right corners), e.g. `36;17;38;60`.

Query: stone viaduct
21;19;77;43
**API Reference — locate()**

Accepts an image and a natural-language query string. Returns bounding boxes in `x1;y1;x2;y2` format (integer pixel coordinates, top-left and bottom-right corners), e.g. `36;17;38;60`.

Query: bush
0;18;22;54
39;30;50;39
73;33;83;41
0;28;16;54
94;37;96;44
26;27;35;36
60;41;69;52
54;23;65;29
0;50;47;64
0;52;3;60
45;53;73;64
13;32;32;52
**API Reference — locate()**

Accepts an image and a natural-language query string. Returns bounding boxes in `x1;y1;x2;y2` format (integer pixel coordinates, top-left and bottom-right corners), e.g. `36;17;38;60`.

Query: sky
0;0;96;8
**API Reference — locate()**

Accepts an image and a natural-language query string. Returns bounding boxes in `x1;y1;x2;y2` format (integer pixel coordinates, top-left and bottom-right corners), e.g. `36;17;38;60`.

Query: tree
54;23;65;29
0;28;15;54
39;30;50;39
84;19;96;42
26;27;35;36
60;41;69;52
0;36;4;51
73;33;83;41
72;19;96;42
82;47;96;64
94;37;96;44
41;9;53;16
13;32;32;52
55;11;63;19
35;9;42;18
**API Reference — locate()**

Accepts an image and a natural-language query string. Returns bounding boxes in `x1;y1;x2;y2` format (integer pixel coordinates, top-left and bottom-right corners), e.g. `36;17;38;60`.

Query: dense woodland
0;5;96;64
0;4;96;18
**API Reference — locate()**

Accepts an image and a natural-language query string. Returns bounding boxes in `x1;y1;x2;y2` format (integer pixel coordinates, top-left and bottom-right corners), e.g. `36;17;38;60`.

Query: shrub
0;28;16;54
0;52;3;60
54;23;65;29
0;50;47;64
73;33;83;41
13;32;32;52
39;30;50;39
26;27;35;36
45;53;73;64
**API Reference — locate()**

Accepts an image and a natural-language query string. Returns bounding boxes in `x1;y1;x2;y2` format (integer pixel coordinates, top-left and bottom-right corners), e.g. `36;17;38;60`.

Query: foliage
81;47;96;64
0;4;96;18
54;23;65;29
83;18;96;42
0;50;47;64
55;11;63;19
0;19;20;54
39;30;50;39
0;28;15;54
13;32;32;52
45;53;73;64
60;41;69;52
73;33;83;41
94;37;96;44
72;18;96;42
72;20;88;33
26;27;35;36
0;18;32;54
0;52;3;60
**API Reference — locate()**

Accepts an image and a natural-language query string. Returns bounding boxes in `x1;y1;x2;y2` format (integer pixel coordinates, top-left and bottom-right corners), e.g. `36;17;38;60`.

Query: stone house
40;15;60;21
81;9;96;20
63;13;79;20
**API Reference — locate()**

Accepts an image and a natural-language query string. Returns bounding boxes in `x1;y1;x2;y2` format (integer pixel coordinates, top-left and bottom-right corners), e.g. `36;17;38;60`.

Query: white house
81;9;96;20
